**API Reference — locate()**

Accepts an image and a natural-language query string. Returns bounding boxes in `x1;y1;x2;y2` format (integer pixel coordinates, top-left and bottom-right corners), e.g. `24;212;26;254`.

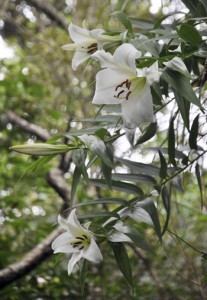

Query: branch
0;226;63;289
4;110;50;141
26;0;68;31
0;111;72;288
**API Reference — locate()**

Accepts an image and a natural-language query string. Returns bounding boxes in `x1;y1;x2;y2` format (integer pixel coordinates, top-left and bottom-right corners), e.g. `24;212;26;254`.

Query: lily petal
52;232;73;251
92;68;132;105
72;50;91;70
121;83;155;129
69;23;93;43
68;252;82;275
82;238;103;263
113;43;142;73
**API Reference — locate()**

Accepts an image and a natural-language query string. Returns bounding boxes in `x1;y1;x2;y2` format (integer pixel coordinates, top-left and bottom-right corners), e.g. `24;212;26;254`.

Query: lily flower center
114;79;132;101
71;234;90;251
81;43;98;54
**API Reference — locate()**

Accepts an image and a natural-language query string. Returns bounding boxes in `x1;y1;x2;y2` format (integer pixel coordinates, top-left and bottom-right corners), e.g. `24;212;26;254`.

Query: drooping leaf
162;69;202;108
135;122;157;145
174;91;190;130
101;161;112;188
79;260;88;296
113;11;133;36
195;163;203;208
162;186;171;236
126;230;153;253
72;149;88;180
89;179;144;195
111;173;156;185
178;23;202;47
73;197;127;208
180;0;199;13
168;117;176;166
109;242;133;286
158;150;168;179
71;166;82;205
189;114;199;150
117;158;160;176
132;198;162;241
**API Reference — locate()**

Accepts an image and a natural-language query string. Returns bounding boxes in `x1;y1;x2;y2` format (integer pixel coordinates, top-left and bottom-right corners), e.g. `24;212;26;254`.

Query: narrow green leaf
162;69;202;108
180;0;198;13
195;163;203;208
189;114;199;150
79;260;88;296
117;158;160;176
24;155;54;175
71;167;81;205
159;150;168;179
113;11;133;36
89;179;144;195
146;147;187;160
72;149;88;180
73;198;127;208
135;123;157;145
111;173;156;184
162;186;171;236
134;198;162;240
168;117;176;166
126;230;153;253
109;242;133;286
78;211;120;220
101;161;112;189
178;23;202;47
174;91;190;130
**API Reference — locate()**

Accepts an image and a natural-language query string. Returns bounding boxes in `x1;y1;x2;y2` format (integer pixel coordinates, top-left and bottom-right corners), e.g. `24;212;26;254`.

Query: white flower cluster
62;23;161;129
52;23;187;275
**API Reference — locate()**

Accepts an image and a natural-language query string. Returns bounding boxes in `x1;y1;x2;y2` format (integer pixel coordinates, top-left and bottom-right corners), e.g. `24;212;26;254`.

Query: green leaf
24;155;54;175
195;163;203;208
133;198;162;241
73;197;127;208
113;11;133;36
168;117;176;166
189;114;199;150
72;149;88;180
71;167;82;205
178;23;202;47
135;123;157;145
180;0;198;13
126;230;153;253
109;242;133;286
158;150;168;179
79;260;88;296
101;161;112;188
78;211;120;220
117;158;160;176
162;186;171;236
174;91;190;130
162;69;202;108
89;179;144;195
111;173;156;184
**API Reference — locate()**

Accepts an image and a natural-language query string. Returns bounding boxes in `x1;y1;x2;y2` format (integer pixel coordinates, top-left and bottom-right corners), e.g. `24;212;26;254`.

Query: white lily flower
62;23;104;70
62;23;121;70
51;209;103;275
92;43;161;129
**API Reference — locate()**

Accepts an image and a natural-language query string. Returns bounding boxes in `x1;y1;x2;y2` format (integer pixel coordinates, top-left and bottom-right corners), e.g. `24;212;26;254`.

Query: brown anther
126;91;132;100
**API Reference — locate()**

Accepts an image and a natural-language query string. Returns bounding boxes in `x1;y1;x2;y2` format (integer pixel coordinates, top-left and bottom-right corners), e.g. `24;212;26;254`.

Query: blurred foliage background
0;0;207;299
